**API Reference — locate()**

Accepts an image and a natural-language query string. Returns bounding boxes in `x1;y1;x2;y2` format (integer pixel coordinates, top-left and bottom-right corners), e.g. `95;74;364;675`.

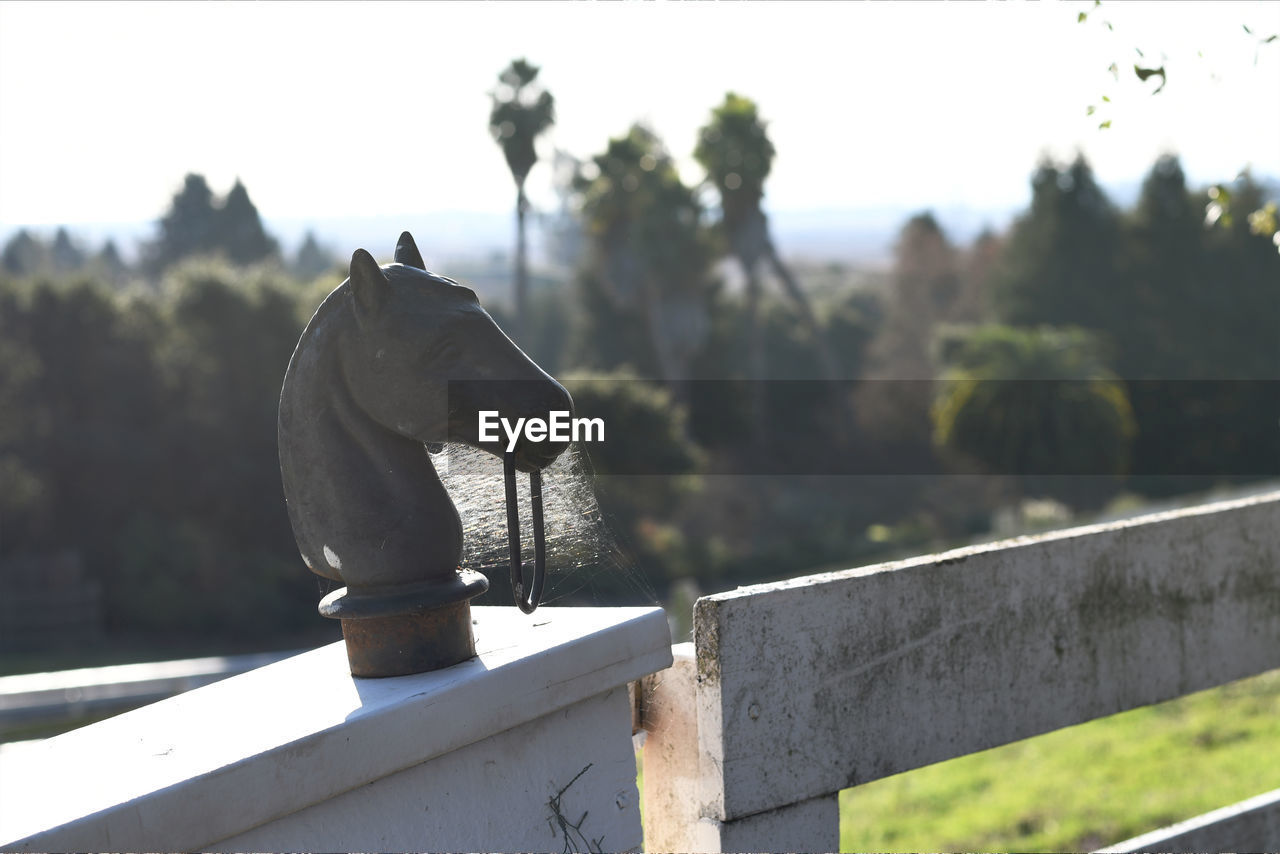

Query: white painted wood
1097;786;1280;853
0;605;671;851
692;491;1280;820
215;686;641;853
693;794;840;854
641;643;701;852
0;650;301;725
642;646;841;853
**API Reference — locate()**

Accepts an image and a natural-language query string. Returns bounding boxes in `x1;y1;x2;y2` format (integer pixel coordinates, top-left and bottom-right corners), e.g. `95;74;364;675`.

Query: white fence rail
0;606;671;852
3;491;1277;851
642;490;1280;852
0;650;301;735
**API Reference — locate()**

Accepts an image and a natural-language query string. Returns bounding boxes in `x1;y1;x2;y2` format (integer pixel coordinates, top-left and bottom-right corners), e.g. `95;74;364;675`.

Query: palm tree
489;58;555;334
573;124;715;398
694;93;837;384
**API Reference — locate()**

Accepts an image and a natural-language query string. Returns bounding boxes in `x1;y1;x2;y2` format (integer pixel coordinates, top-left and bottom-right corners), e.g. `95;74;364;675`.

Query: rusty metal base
318;570;489;678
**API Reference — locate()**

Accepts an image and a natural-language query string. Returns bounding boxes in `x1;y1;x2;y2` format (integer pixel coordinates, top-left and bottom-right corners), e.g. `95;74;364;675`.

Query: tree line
0;65;1276;650
1;175;338;286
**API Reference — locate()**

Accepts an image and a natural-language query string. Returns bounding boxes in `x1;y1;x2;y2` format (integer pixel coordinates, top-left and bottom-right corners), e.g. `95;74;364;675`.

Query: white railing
3;491;1277;852
0;606;671;852
640;490;1280;852
0;650;301;737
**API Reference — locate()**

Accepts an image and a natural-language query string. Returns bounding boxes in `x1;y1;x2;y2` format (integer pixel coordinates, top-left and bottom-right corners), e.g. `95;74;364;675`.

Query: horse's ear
394;231;426;270
349;248;389;318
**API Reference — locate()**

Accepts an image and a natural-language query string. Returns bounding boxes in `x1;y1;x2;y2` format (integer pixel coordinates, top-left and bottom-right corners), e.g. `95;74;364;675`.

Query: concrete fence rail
0;606;671;852
3;491;1278;851
642;490;1280;852
0;650;302;733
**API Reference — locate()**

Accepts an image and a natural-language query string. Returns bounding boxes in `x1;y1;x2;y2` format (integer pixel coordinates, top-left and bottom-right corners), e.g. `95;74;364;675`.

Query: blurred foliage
2;229;45;276
932;325;1136;506
696;92;836;412
561;370;712;586
570;124;717;388
143;174;279;276
857;212;986;454
563;369;702;484
490;58;555;326
0;262;318;645
489;58;555;190
3;228;131;285
993;156;1124;332
292;230;338;282
695;92;774;260
1;82;1276;651
993;153;1278;499
1077;2;1280;251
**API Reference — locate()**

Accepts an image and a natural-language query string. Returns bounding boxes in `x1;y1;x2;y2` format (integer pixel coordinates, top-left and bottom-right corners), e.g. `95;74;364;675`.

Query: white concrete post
640;644;839;854
0;605;672;853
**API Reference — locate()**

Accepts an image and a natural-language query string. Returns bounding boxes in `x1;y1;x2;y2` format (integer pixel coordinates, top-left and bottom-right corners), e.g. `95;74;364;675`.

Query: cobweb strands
431;442;655;607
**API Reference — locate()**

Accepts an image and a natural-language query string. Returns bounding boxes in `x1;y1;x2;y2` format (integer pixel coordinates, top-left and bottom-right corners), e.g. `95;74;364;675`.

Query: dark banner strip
447;380;1280;477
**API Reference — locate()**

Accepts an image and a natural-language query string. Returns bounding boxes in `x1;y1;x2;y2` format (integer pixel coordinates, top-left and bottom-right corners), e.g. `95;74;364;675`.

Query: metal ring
505;451;546;614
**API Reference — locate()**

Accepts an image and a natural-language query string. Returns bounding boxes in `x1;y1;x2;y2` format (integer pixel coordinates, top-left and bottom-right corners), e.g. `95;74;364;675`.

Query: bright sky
1;1;1277;229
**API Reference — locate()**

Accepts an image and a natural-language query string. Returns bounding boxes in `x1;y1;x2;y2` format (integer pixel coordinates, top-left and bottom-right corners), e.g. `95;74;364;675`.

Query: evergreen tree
2;229;47;276
144;174;281;274
0;287;48;537
1118;154;1208;379
96;239;129;283
856;213;962;450
1200;169;1280;380
992;155;1124;333
50;227;86;274
871;212;961;379
146;173;219;275
215;179;279;266
959;228;1002;323
119;261;312;634
2;279;169;571
292;230;335;280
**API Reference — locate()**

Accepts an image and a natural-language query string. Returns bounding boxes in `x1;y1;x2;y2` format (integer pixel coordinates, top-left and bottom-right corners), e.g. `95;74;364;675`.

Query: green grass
839;669;1280;852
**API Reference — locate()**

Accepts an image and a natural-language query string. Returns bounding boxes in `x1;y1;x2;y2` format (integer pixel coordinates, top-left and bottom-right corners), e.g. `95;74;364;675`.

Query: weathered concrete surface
1097;785;1280;852
0;650;301;729
0;605;671;851
641;644;701;852
694;491;1280;821
693;794;839;854
215;686;640;852
642;645;840;853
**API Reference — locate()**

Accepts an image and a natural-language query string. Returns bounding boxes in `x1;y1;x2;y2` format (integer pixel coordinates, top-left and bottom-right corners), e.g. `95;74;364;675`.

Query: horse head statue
278;232;572;676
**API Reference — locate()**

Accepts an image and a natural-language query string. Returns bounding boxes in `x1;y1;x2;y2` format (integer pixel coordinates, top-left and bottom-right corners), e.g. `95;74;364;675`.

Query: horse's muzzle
510;434;569;473
451;376;574;472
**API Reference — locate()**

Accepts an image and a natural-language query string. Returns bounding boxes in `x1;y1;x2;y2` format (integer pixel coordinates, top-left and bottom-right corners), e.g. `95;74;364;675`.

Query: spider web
431;442;657;608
